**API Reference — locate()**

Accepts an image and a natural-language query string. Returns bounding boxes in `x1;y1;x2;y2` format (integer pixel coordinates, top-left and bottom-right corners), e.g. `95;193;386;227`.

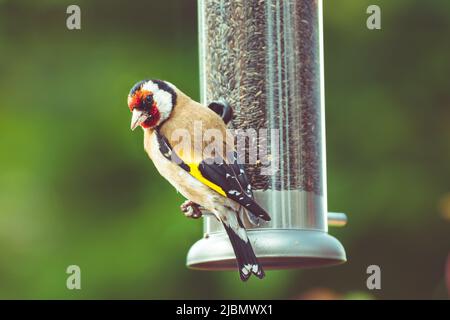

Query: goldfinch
127;79;271;281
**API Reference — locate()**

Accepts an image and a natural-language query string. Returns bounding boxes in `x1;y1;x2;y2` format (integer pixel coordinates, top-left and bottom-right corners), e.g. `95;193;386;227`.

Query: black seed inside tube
201;0;323;195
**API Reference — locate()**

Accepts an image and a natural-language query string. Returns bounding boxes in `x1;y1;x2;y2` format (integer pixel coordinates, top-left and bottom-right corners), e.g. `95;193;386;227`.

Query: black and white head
127;79;177;130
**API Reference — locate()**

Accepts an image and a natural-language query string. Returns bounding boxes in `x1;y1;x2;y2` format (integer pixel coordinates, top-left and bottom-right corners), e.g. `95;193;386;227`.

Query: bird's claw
180;200;203;219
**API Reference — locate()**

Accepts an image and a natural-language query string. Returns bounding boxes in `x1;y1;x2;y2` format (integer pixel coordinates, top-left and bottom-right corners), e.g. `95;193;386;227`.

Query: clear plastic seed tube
188;0;346;270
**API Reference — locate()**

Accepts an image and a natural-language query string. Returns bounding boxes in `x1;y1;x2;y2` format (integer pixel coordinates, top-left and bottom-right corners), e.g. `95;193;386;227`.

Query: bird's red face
128;79;176;130
128;89;161;130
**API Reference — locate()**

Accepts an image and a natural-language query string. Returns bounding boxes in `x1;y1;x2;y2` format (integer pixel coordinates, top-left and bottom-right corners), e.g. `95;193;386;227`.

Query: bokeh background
0;0;449;299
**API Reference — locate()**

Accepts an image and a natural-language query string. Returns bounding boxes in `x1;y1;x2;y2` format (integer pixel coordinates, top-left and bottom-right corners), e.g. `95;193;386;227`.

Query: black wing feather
156;129;190;172
199;153;271;221
207;100;234;125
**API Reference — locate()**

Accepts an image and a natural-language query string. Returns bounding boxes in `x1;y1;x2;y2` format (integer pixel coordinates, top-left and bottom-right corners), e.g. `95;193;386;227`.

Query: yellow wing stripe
187;164;227;197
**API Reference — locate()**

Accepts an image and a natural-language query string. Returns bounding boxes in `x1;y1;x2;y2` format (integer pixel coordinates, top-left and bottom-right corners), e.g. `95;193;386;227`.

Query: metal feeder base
187;229;346;270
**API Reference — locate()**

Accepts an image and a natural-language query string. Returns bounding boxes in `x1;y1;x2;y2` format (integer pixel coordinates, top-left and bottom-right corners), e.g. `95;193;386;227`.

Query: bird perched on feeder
127;79;271;281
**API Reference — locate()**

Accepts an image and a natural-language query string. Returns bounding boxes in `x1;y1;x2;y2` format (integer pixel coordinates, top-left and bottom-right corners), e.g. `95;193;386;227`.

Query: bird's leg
180;200;203;219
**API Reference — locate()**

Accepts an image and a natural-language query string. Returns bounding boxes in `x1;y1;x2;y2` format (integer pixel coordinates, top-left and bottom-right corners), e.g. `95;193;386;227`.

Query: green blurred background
0;0;449;299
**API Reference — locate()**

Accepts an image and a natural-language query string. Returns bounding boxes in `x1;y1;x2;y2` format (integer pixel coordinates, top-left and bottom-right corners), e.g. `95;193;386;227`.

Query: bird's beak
130;109;147;131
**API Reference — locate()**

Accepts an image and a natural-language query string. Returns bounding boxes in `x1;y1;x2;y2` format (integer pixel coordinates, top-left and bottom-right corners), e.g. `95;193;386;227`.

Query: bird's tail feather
221;220;265;281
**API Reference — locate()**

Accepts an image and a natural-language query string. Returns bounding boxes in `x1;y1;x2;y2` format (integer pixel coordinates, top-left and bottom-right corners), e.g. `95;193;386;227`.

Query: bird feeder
187;0;347;270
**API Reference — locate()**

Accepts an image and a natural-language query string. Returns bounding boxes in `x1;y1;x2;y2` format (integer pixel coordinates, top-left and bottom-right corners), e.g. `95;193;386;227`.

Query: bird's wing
155;130;271;221
207;100;233;125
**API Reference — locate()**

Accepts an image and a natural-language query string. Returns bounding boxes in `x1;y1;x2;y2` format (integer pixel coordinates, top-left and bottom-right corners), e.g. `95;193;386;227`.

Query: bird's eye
146;95;153;104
